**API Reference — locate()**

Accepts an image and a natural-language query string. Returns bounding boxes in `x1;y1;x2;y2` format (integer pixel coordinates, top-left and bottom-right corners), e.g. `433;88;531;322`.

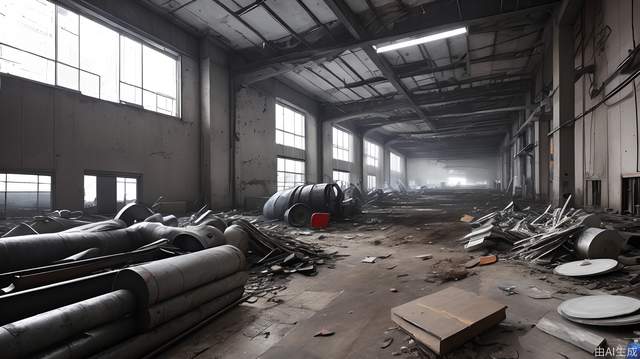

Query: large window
84;175;97;209
0;173;52;217
367;175;377;190
364;140;380;168
275;103;305;150
390;152;402;173
333;127;352;162
277;157;305;191
333;170;350;189
0;0;180;116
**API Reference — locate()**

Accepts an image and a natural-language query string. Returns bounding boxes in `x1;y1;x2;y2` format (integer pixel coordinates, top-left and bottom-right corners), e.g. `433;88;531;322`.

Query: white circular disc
558;295;640;319
553;259;619;277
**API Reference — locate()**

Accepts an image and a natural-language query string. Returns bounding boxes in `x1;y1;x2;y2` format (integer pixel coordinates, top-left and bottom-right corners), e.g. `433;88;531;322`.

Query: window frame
276;156;306;191
364;140;380;168
333;170;350;189
0;170;54;217
367;174;377;190
390;152;402;173
275;102;306;150
332;127;352;162
0;0;182;118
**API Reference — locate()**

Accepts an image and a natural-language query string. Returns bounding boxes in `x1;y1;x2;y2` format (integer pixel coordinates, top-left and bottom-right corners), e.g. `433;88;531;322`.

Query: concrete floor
161;191;634;359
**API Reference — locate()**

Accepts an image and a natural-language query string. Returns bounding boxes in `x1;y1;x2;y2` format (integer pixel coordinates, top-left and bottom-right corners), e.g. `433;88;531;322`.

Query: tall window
333;170;350;189
277;157;305;191
364;140;379;167
275;103;305;150
367;175;377;190
333;127;352;162
390;152;402;173
0;0;180;116
0;173;52;217
116;177;137;207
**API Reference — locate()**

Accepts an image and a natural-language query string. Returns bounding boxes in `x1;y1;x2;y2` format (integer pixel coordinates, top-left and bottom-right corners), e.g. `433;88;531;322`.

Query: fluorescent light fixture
374;27;467;53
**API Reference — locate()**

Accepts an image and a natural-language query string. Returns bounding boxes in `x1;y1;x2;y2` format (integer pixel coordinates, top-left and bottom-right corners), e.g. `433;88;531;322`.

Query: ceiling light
374;27;467;53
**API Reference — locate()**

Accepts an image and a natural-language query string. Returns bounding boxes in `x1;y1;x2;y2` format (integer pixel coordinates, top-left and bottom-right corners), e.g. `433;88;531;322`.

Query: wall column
551;16;576;206
200;39;232;210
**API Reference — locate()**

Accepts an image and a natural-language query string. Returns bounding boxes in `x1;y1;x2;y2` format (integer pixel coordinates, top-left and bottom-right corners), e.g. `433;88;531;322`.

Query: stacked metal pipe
0;245;247;359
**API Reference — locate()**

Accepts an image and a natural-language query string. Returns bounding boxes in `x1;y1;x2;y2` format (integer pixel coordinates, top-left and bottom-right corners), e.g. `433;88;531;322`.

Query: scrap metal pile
263;183;362;225
461;197;625;264
0;203;334;358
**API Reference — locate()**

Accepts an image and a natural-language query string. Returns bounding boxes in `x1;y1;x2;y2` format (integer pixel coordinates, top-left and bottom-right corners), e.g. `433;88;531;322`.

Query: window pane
0;44;55;84
80;16;119;101
57;63;79;90
120;82;142;105
143;45;176;98
275;104;283;130
84;175;96;208
57;6;79;67
80;70;100;98
120;36;142;87
0;0;55;59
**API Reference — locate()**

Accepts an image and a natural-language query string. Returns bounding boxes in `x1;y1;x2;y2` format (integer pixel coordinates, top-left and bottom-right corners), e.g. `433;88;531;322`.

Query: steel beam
234;2;558;84
323;0;437;130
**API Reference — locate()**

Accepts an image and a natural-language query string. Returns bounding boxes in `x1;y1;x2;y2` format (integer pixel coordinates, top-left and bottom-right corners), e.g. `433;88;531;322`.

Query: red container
310;212;330;229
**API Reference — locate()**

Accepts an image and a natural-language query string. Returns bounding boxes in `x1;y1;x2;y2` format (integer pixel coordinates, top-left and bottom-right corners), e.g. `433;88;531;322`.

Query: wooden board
391;287;506;354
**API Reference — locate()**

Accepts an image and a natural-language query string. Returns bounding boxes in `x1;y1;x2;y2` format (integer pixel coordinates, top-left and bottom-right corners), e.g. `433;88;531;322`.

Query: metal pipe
0;271;116;326
35;317;137;359
92;288;244;359
142;271;248;329
0;289;135;359
0;222;220;272
113;245;246;307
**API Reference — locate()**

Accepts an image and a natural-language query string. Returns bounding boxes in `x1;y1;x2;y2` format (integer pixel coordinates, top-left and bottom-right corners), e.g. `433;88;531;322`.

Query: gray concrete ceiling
142;0;559;158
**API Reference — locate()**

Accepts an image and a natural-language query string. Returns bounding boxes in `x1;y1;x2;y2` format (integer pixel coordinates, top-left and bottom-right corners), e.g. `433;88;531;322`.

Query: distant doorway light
374;27;467;53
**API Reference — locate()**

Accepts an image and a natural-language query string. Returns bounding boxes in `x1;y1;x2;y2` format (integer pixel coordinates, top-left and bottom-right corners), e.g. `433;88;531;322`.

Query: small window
364;140;379;168
84;175;97;209
367;175;377;190
0;172;52;217
333;127;352;162
116;177;137;207
277;157;305;191
333;170;350;189
275;103;305;150
390;152;402;173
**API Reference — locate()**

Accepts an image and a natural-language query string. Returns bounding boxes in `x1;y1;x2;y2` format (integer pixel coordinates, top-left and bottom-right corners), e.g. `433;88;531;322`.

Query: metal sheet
558;295;640;320
553;259;619;277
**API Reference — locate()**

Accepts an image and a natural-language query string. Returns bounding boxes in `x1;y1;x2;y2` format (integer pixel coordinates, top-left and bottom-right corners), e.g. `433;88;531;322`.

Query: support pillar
551;18;575;206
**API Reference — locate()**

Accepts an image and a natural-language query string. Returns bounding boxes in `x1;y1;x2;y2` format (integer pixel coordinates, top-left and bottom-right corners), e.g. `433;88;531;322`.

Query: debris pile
0;202;335;358
461;197;625;264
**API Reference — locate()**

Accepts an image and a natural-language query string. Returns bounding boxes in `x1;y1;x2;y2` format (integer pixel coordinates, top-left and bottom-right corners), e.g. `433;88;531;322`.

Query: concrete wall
407;157;498;189
0;0;203;212
234;79;321;208
573;0;640;211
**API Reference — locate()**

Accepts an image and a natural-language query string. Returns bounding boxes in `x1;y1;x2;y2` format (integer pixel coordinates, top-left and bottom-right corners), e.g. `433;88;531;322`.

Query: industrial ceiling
142;0;559;159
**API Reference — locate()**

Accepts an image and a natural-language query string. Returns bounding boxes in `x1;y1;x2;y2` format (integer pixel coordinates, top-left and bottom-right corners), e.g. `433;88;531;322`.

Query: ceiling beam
324;80;529;121
234;1;558;84
323;0;437;130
